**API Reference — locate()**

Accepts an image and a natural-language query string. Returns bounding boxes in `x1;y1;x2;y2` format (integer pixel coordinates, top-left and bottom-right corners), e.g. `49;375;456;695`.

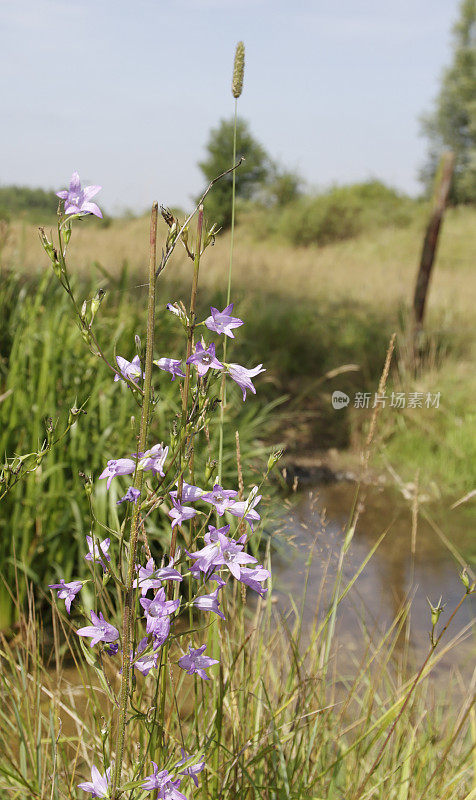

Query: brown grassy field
5;206;476;323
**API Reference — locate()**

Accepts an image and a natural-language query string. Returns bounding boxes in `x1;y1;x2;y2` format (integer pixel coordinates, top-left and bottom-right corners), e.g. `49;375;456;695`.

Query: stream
271;481;475;680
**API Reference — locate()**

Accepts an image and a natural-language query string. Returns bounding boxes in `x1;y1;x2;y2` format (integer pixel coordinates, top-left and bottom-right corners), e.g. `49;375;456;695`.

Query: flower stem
173;205;204;558
218;99;238;483
111;202;158;799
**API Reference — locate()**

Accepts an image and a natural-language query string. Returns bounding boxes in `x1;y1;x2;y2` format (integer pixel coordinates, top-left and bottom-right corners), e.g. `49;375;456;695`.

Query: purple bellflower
114;355;144;385
200;482;238;515
169;481;205;503
186;342;223;377
140;587;179;635
168;497;197;529
77;765;111;797
154;357;186;381
178;644;219;680
76;611;119;647
193;587;225;620
48;579;82;614
57;171;103;219
188;528;257;580
98;458;136;489
238;564;271;596
85;535;111;568
226;362;266;400
138;443;168;476
204;303;243;338
228;487;262;529
188;562;226;587
134;637;159;676
116;485;140;505
142;764;187;799
134;557;182;596
176;749;205;787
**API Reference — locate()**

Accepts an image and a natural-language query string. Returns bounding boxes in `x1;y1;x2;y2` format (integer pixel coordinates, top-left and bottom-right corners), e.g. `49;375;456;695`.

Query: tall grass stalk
218;42;244;484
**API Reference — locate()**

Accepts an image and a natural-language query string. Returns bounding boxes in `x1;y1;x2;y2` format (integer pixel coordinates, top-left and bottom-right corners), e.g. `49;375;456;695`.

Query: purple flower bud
116;486;141;505
154;357;186;381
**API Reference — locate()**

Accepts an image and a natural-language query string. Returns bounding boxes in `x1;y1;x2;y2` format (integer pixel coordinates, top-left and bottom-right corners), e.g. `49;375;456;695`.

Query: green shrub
277;181;420;246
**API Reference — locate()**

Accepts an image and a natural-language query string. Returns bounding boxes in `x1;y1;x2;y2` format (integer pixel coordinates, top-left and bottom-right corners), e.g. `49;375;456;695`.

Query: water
271;482;475;678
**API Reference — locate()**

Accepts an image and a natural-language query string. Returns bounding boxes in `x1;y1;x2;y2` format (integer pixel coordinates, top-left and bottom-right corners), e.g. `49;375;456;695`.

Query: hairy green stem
111;203;158;799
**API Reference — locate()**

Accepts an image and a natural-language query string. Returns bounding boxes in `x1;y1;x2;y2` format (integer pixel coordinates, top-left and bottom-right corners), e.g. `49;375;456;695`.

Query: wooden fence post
412;150;455;332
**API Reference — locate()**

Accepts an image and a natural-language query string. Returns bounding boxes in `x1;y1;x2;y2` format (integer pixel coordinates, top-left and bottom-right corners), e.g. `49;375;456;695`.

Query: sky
1;0;461;214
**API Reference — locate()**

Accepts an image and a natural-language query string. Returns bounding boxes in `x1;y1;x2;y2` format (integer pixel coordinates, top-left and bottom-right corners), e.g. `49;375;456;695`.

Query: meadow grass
0;202;474;799
0;530;474;800
3;205;475;497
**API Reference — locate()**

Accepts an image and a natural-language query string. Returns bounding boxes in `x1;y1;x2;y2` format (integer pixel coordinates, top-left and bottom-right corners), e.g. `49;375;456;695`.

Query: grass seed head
232;41;245;98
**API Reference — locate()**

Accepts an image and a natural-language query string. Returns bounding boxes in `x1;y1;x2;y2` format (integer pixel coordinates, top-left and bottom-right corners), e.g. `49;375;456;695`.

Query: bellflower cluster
47;176;273;798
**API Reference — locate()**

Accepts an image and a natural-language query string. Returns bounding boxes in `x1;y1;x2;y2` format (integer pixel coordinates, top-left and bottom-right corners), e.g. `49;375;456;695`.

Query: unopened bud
460;568;472;592
68;406;81;426
63;226;72;246
205;459;217;482
160;206;175;228
232;41;245;98
166;221;178;249
267;449;284;471
427;596;446;629
90;289;106;319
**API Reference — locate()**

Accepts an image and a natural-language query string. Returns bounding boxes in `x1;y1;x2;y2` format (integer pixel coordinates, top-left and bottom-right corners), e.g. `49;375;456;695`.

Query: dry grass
6;206;476;324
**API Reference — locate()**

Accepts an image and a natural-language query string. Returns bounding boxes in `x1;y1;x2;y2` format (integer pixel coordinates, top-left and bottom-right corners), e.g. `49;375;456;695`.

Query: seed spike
232;41;245;98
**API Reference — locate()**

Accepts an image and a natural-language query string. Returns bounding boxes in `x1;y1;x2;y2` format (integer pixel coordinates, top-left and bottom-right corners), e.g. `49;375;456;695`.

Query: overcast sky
1;0;460;214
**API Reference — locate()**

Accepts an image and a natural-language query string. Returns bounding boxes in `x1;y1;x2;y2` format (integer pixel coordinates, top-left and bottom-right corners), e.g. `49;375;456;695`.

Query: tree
420;0;476;203
198;117;273;228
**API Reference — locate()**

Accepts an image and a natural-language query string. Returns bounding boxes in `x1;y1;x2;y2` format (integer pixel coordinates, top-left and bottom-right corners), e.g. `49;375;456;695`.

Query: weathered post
412;151;455;332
